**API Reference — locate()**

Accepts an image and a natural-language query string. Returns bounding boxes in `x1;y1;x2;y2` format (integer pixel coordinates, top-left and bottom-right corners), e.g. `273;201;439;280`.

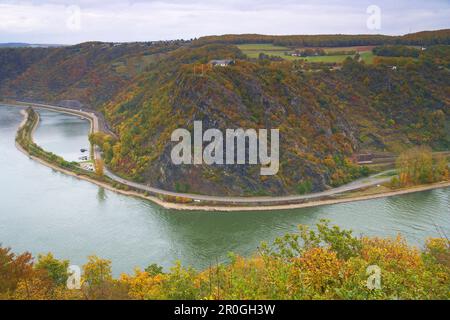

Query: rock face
135;71;354;195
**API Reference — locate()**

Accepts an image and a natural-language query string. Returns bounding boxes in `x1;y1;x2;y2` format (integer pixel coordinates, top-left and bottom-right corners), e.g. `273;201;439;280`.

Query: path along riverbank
4;101;450;212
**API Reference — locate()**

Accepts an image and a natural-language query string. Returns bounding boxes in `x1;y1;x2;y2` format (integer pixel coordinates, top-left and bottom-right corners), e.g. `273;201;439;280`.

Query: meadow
237;43;375;64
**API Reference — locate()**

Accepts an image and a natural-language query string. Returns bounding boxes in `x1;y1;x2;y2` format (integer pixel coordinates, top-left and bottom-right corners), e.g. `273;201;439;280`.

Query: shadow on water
146;204;318;268
147;205;361;268
145;187;449;269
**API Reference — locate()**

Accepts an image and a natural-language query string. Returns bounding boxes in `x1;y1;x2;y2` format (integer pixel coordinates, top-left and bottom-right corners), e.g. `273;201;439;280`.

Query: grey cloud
0;0;448;44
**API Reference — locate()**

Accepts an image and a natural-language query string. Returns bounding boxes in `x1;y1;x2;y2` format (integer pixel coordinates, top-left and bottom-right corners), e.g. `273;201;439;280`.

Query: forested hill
193;29;450;47
0;31;449;196
0;41;186;107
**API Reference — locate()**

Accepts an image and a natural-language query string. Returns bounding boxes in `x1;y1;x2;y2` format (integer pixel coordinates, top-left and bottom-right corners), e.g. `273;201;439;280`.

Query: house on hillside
209;59;235;67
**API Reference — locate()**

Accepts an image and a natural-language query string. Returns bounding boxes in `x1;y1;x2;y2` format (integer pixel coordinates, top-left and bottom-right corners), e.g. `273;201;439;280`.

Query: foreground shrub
1;221;449;300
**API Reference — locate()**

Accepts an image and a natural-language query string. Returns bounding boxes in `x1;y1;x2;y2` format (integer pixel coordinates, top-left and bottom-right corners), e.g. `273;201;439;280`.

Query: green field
238;43;375;64
318;45;375;53
237;43;290;51
359;51;375;64
303;55;353;63
238;43;292;61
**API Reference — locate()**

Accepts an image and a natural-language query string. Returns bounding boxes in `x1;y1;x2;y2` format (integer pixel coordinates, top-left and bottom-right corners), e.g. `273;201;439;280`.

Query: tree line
193;29;450;48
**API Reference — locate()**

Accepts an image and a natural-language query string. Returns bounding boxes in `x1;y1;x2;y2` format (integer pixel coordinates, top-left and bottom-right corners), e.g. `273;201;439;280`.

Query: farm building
209;59;235;67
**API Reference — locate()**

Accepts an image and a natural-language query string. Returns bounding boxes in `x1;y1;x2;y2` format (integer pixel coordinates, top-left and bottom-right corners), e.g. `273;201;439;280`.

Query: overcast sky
0;0;449;44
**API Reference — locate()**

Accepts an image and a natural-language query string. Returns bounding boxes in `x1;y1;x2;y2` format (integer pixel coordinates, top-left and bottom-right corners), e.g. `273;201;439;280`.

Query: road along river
8;101;450;211
0;104;449;275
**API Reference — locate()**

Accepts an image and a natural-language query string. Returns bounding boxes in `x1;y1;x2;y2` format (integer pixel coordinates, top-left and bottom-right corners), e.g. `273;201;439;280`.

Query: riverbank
5;102;450;212
13;107;179;210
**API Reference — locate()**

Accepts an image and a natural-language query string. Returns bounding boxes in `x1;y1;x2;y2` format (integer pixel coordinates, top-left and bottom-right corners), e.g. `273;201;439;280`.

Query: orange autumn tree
94;159;104;177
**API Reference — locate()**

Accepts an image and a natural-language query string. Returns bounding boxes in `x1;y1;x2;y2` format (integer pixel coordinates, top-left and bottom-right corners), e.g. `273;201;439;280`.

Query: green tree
35;253;70;286
145;264;164;276
82;255;112;287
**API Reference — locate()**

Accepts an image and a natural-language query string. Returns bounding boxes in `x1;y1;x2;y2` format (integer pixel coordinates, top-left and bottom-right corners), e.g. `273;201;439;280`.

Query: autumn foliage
94;159;104;177
392;146;449;187
2;33;449;196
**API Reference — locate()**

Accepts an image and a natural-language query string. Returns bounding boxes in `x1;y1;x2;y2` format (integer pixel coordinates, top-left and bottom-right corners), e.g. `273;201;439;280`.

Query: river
0;104;449;275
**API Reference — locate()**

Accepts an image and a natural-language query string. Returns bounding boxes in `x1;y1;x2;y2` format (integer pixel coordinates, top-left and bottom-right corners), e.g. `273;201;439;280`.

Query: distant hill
0;41;182;107
0;43;64;48
193;29;450;47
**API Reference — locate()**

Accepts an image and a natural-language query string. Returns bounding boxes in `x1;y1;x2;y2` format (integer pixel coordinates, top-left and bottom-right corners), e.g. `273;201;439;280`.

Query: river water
0;105;449;275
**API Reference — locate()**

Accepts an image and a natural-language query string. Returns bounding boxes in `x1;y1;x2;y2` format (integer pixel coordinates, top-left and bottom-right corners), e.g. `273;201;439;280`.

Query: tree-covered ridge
193;29;450;47
373;45;421;58
0;41;183;107
1;222;449;300
0;47;52;85
98;43;449;195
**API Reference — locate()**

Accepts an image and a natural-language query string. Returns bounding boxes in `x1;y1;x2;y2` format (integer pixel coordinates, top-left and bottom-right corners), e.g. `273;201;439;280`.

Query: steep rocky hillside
101;44;449;196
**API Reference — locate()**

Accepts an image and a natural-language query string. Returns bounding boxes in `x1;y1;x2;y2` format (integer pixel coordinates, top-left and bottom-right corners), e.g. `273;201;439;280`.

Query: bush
297;180;312;194
1;221;449;300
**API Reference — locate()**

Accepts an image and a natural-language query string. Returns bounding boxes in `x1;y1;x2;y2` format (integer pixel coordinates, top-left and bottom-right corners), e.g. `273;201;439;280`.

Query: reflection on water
97;187;107;203
0;105;449;275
